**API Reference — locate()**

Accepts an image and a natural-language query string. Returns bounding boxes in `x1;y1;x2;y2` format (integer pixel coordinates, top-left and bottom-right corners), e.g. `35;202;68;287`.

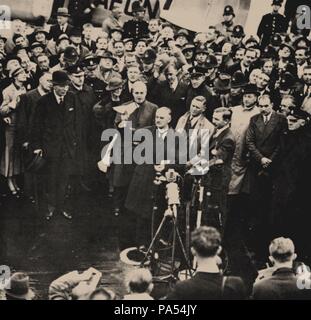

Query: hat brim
106;83;124;91
99;56;117;65
4;288;35;300
57;13;70;17
52;80;71;86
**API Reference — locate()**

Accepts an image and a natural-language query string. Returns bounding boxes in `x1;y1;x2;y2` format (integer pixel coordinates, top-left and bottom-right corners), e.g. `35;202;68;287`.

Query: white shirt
263;112;272;124
60;23;68;33
54;91;64;104
157;127;169;140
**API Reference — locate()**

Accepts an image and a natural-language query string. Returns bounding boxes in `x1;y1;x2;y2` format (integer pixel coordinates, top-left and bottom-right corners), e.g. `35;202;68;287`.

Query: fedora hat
97;51;117;64
52;70;70;86
106;76;124;91
214;73;231;92
243;83;259;96
231;71;247;88
5;273;35;300
57;7;70;17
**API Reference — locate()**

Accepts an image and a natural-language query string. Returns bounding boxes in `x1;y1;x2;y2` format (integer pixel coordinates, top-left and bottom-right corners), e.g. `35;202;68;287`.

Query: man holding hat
216;5;237;38
31;70;80;220
123;1;149;41
257;0;289;48
49;7;74;42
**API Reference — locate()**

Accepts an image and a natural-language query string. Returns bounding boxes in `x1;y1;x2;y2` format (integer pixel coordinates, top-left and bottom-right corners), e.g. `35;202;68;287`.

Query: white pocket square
68;108;74;111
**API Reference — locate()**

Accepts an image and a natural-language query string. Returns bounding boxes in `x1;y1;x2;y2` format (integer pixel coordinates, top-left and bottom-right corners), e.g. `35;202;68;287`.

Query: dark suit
253;268;307;300
48;23;74;42
16;88;46;198
82;39;97;53
31;92;79;212
245;112;287;256
125;126;179;247
166;272;246;300
186;84;217;122
149;80;188;128
123;19;149;40
206;127;235;229
226;62;253;81
112;100;158;212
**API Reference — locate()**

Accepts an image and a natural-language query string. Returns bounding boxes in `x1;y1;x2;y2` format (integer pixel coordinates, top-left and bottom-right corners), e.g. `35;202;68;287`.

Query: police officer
81;55;105;101
257;0;289;48
216;5;236;38
123;1;149;42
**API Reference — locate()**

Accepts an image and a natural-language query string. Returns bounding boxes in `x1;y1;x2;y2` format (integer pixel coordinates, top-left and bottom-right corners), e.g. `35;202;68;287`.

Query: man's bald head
132;81;147;104
156;107;171;128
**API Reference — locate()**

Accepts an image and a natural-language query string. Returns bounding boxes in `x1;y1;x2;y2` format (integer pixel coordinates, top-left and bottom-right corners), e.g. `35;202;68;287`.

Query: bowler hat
223;5;235;17
106;76;124;91
5;273;35;300
30;42;45;50
231;71;247;88
52;70;70;85
272;0;283;6
97;51;117;64
69;29;82;38
214;73;231;92
57;7;70;17
243;83;259;96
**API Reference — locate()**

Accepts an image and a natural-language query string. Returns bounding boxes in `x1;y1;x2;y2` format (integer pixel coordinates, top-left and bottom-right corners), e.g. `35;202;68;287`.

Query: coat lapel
261;112;278;142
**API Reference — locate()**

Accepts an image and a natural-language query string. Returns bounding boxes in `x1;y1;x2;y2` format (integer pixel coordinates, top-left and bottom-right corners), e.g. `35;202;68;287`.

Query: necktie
264;115;268;125
59;97;63;104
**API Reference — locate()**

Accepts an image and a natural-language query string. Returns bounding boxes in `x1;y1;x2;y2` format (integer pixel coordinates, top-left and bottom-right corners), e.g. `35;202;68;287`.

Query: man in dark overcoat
31;71;80;220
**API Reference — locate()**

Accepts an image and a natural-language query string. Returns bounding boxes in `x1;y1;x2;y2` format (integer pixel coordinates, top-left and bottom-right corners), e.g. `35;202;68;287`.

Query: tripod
140;180;193;279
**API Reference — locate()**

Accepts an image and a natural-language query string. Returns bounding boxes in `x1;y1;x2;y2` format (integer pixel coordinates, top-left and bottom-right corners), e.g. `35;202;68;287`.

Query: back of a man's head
125;268;153;294
191;226;221;258
269;237;295;263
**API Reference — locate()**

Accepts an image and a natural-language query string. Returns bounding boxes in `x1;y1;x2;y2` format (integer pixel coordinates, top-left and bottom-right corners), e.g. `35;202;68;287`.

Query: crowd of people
1;0;311;299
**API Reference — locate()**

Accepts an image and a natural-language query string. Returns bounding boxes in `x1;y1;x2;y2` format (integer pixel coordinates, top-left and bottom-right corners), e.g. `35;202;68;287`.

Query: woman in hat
0;67;27;196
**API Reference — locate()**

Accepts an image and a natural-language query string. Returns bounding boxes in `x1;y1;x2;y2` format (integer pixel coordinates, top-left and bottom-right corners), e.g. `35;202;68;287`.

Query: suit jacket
16;88;44;145
252;268;307;300
226;62;254;81
113;100;158;187
209;126;236;190
245;112;287;170
31;92;78;162
81;39;97;53
48;23;74;42
186;84;217;121
166;272;246;300
176;112;214;165
149;79;188;128
125;126;179;217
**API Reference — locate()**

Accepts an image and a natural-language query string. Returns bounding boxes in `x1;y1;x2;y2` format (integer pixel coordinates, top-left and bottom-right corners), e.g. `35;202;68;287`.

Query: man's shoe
62;211;73;220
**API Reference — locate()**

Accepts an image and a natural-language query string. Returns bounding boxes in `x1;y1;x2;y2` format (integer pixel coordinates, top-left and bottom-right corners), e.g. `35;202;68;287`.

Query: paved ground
0;177;259;299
